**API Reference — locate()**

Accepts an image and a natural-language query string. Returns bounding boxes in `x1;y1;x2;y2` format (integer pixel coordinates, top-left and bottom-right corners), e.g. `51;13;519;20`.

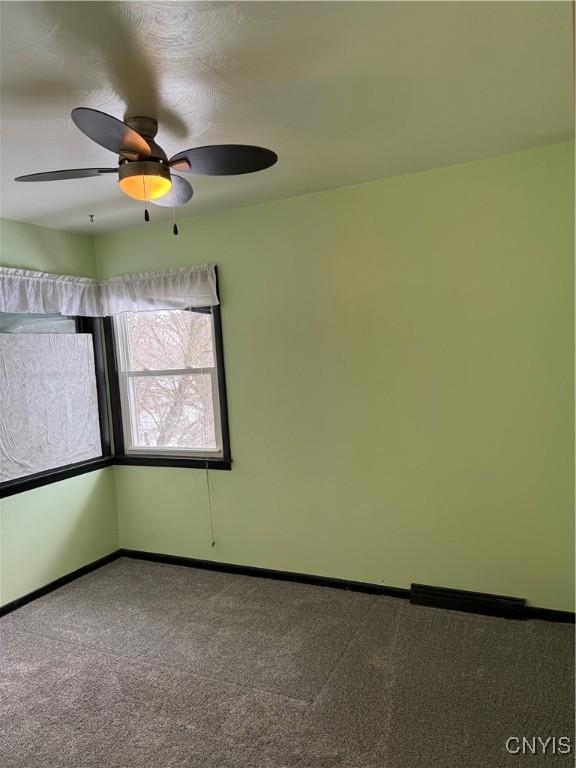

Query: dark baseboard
411;582;526;619
2;547;573;624
0;551;121;618
526;606;575;624
119;549;575;623
118;548;409;598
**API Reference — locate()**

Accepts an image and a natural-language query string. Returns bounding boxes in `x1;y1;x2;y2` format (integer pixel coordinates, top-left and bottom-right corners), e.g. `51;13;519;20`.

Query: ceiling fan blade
71;108;150;160
150;175;193;207
15;168;117;182
169;145;277;176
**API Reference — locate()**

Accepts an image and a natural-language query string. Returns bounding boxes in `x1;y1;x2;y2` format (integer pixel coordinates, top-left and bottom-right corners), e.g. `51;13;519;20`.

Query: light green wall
95;142;574;612
1;145;573;610
0;471;117;604
0;218;96;275
0;218;117;606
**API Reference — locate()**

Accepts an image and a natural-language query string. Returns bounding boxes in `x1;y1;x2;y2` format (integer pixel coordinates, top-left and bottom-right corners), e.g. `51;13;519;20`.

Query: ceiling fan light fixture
118;161;171;201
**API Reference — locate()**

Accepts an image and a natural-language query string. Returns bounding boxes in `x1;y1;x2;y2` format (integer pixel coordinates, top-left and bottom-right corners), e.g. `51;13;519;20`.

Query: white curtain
0;264;218;316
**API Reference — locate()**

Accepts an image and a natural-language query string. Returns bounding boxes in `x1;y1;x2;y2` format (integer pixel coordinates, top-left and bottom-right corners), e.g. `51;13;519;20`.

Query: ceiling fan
15;107;278;230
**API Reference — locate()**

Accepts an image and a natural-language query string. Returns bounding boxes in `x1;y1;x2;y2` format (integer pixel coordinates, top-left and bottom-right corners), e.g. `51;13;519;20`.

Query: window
0;314;111;497
106;306;231;469
0;263;222;493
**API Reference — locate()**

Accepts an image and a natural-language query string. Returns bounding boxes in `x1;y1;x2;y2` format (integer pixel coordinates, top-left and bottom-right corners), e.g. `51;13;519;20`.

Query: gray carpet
0;558;573;767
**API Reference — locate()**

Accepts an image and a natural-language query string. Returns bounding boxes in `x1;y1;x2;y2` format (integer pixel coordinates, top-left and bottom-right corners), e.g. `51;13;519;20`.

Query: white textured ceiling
0;1;572;234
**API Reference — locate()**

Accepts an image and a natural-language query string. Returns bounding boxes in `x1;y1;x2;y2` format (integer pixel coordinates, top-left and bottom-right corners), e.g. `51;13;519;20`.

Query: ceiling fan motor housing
125;115;158;139
125;116;167;160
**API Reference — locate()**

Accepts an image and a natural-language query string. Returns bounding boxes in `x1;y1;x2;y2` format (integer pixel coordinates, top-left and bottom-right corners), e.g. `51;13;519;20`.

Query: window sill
0;456;114;499
0;453;233;497
114;455;232;470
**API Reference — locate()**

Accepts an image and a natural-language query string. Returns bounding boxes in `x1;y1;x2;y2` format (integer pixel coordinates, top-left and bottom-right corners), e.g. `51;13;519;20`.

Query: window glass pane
123;310;215;371
128;373;217;451
0;312;76;334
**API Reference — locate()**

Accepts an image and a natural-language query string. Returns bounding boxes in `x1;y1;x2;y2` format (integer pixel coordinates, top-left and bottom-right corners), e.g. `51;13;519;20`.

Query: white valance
101;266;218;314
0;265;218;317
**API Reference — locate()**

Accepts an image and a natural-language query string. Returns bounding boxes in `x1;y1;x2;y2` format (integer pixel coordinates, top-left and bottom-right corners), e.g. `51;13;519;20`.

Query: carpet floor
0;558;573;767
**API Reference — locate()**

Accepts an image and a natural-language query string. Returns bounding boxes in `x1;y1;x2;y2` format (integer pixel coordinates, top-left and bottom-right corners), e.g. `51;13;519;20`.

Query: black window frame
0;316;113;499
103;295;232;472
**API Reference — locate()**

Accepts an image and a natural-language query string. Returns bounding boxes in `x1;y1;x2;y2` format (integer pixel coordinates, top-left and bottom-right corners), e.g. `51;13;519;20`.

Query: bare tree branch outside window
121;310;217;450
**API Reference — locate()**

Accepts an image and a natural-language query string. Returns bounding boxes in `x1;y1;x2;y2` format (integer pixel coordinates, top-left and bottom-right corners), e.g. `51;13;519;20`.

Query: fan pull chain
142;176;150;222
172;207;179;236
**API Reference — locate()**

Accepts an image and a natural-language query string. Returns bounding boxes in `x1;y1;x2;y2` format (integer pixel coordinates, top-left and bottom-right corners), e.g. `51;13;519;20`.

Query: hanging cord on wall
172;207;179;236
142;176;150;222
